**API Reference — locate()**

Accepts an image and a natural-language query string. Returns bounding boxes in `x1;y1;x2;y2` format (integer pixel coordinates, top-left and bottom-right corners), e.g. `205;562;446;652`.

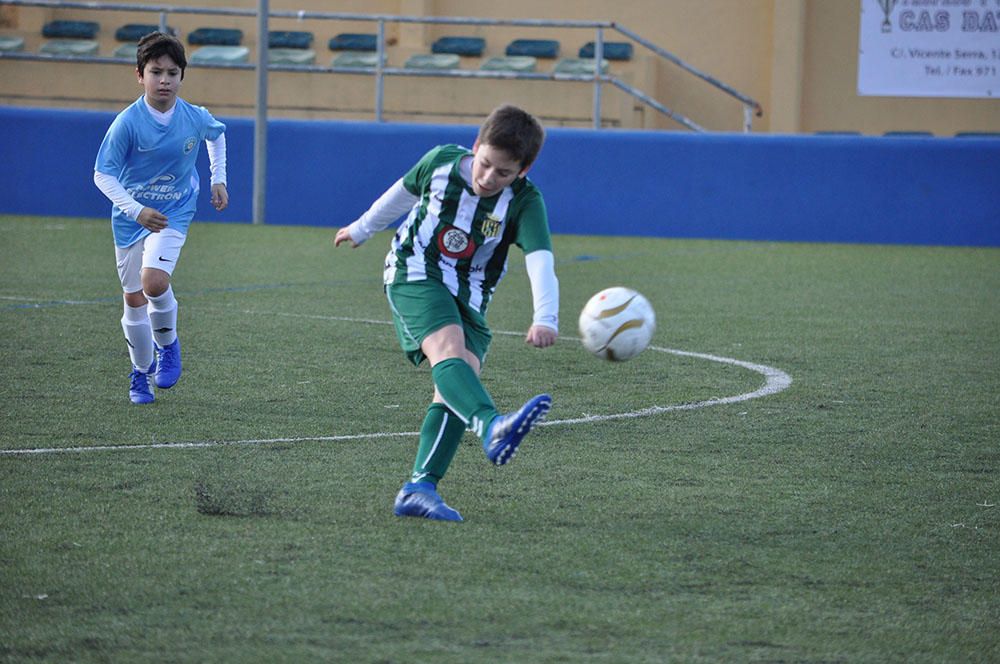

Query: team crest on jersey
480;213;502;238
183;137;197;154
437;225;477;259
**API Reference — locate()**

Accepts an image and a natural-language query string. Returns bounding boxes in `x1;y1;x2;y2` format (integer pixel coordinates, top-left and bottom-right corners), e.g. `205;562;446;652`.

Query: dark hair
476;105;545;169
136;32;187;79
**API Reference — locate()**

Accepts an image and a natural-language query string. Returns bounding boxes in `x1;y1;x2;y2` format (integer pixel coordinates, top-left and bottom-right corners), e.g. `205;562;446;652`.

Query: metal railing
0;0;764;223
0;0;763;132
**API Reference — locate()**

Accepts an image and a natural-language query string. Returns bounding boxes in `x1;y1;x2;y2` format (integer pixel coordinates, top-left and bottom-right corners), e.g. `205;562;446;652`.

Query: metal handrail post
375;19;385;122
742;104;753;132
158;11;167;34
592;26;603;130
252;0;268;224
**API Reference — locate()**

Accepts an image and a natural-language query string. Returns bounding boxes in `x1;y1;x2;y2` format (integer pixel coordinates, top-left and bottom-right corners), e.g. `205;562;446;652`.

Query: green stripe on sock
430;357;497;439
411;403;466;486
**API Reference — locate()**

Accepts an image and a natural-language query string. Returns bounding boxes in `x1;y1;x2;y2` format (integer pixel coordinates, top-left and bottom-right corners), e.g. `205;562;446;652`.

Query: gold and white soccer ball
578;287;656;361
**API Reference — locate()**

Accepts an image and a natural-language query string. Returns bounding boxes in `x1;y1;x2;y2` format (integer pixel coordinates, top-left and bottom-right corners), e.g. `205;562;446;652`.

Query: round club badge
437;226;477;259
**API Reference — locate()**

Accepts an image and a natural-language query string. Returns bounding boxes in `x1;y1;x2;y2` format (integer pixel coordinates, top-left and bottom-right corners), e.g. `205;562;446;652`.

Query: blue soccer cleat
154;338;181;389
483;393;552;466
393;482;463;521
128;358;156;405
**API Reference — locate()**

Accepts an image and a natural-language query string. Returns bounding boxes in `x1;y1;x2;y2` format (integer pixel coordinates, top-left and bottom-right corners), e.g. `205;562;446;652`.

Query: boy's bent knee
140;268;170;297
123;290;147;308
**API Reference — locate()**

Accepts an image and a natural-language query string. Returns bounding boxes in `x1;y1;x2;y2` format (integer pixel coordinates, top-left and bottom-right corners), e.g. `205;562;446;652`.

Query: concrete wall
2;107;997;246
1;0;997;134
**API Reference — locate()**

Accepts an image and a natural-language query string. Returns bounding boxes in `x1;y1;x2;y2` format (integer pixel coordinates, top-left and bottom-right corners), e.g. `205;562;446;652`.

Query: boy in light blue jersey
94;32;228;404
335;105;559;522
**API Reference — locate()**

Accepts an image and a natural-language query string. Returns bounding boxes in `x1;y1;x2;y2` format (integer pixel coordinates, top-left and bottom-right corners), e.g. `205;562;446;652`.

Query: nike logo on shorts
158;256;174;263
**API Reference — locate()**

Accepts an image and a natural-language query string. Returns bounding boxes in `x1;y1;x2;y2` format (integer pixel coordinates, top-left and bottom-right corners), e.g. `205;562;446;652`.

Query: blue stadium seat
405;53;461;69
883;131;933;137
40;39;99;56
431;36;486;57
0;35;25;52
115;24;174;42
553;57;609;75
188;28;243;46
114;43;138;59
505;39;559;58
190;45;250;64
578;41;633;61
481;56;537;72
328;33;377;52
332;51;385;68
42;20;99;39
268;48;316;65
269;30;313;49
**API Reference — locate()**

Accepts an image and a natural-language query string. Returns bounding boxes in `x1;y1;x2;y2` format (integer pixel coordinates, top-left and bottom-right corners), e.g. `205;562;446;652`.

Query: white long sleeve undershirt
344;178;418;245
206;133;227;186
93;171;145;220
525;249;559;332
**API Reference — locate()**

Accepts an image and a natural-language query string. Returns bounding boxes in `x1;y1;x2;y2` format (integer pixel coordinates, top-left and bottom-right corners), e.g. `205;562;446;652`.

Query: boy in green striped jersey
334;105;559;522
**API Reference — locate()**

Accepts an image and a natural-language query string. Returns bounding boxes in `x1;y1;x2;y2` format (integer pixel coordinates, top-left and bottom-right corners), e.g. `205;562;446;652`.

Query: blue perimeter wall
2;105;998;246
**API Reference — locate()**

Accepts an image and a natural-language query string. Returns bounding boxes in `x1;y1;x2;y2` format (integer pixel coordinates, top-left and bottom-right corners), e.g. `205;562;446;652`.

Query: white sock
146;286;178;348
121;303;154;372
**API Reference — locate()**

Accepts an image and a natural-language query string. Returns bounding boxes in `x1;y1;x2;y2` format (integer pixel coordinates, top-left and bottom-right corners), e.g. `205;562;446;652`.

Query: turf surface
1;215;997;662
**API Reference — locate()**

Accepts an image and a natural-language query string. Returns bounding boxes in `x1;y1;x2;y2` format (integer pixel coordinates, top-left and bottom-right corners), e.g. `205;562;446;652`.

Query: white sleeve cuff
525;249;559;332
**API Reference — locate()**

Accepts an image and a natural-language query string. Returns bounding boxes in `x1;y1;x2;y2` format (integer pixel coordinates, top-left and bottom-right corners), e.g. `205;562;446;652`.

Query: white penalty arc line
546;345;792;426
1;312;792;456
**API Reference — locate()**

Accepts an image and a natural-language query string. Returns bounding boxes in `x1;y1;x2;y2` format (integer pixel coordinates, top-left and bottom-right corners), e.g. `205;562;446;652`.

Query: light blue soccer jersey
95;96;225;248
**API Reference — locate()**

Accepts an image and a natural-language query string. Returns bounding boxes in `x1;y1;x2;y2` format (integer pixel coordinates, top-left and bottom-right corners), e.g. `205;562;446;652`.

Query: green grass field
1;214;997;662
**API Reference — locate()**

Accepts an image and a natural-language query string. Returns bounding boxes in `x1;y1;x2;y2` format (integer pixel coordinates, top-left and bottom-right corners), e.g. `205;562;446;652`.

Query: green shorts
385;280;492;367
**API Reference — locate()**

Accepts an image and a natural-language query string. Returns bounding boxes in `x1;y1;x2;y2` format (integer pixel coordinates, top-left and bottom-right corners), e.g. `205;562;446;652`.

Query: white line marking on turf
0;312;792;456
1;431;421;456
0;294;109;306
544;346;792;426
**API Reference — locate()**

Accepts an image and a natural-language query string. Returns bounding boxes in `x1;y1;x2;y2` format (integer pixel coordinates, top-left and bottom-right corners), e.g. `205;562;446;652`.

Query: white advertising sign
858;0;1000;97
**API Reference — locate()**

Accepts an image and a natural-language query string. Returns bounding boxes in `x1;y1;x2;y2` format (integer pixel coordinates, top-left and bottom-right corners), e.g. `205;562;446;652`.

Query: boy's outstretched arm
524;249;559;348
333;178;418;249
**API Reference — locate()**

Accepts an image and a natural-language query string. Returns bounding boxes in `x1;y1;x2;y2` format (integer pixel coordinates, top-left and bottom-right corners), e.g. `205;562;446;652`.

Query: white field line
0;311;792;456
546;346;791;426
0;295;109;306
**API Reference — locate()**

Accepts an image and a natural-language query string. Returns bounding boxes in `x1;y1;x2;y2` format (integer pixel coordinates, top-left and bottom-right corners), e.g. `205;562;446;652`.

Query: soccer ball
578;287;656;361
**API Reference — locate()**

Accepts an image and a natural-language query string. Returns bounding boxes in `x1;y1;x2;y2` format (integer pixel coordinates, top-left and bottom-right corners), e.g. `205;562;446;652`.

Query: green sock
410;403;467;486
430;358;497;440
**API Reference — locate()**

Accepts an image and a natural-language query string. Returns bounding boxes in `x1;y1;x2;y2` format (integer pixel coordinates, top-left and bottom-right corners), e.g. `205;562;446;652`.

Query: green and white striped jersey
384;144;553;315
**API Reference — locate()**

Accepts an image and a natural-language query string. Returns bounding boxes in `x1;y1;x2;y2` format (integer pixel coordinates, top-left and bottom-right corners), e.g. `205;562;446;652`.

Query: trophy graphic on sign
877;0;898;33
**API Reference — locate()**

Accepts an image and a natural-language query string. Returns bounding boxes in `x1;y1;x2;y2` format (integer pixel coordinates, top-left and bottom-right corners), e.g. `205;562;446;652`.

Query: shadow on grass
193;481;274;517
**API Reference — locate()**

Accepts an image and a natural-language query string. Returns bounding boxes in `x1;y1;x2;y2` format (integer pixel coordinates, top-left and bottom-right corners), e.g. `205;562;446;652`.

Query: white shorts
115;228;187;293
